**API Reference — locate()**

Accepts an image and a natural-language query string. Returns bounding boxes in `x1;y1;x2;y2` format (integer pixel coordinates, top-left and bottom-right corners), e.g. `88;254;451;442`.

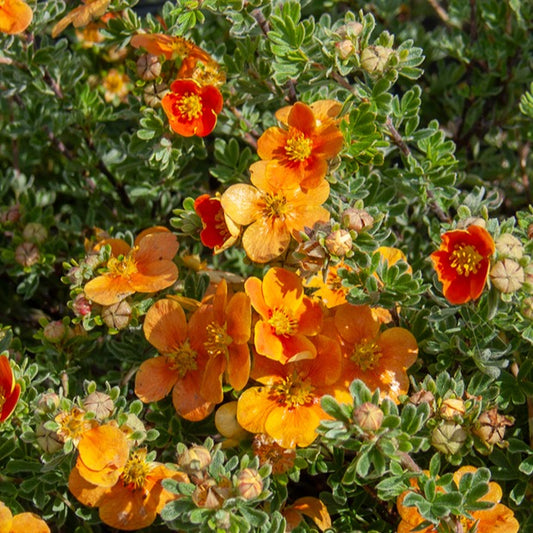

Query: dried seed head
408;389;436;415
521;296;533;320
15;242;40;267
22;222;48;244
143;82;169;108
431;421;467;455
36;392;61;414
136;53;162;81
490;259;525;293
342;208;374;233
36;422;63;454
325;229;353;257
361;45;394;75
102;300;132;330
0;204;21;224
495;233;523;259
353;402;383;432
43;321;67;343
473;407;513;446
237;468;263;500
83;391;114;420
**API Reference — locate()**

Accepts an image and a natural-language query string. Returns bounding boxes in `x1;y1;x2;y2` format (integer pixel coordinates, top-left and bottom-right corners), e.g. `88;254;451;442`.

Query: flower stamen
167;339;198;376
205;323;232;358
351;340;381;371
121;449;152;491
450;244;483;277
271;374;314;408
176;93;203;120
268;308;298;336
285;130;313;162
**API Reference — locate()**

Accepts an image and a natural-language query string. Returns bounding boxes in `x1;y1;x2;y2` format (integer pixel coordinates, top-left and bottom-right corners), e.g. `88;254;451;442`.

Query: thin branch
427;0;459;29
386;116;410;157
228;106;259;150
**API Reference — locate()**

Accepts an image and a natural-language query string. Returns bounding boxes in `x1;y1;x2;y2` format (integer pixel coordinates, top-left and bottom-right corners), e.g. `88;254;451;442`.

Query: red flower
431;224;495;304
162;79;223;137
0;355;20;423
194;195;240;253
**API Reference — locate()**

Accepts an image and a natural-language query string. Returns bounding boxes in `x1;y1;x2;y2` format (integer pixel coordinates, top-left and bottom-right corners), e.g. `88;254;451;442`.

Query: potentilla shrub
0;0;532;532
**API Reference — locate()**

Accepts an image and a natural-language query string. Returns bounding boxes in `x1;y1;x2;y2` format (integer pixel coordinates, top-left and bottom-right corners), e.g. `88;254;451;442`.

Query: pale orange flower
51;0;111;38
283;497;332;532
0;355;20;423
250;100;344;190
135;298;215;421
237;334;344;448
102;68;130;104
69;448;188;531
245;267;322;364
397;466;520;533
0;501;49;532
189;279;251;404
221;171;330;263
0;0;32;34
84;228;179;306
305;262;353;308
329;303;418;403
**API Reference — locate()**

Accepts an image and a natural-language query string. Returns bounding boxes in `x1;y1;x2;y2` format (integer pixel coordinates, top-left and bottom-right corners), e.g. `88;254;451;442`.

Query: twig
427;0;458;29
228;105;259;150
386;116;410;157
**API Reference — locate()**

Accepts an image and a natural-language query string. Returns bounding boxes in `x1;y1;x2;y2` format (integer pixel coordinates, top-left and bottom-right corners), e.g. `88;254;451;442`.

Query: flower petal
220;184;262;226
143;299;188;353
135;356;179;403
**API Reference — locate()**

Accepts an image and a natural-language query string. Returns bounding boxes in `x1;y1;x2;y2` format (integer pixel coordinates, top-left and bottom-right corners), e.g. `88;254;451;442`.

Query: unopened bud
522;297;533;320
0;204;21;224
457;217;486;230
336;40;355;59
473;407;513;446
72;294;92;317
361;45;393;75
143;82;169;108
102;300;132;330
43;321;67;343
353;402;383;432
22;222;47;244
83;391;114;420
490;259;524;293
431;421;467;455
337;21;363;39
495;234;523;259
215;401;249;442
178;445;212;473
408;390;436;415
15;242;39;267
36;392;60;414
237;468;263;500
439;398;465;421
36;422;63;454
136;53;162;81
342;208;374;232
325;229;352;257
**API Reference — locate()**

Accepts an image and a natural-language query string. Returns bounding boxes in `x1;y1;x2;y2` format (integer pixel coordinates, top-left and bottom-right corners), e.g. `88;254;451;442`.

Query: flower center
450;244;483;277
271;374;315;408
55;407;93;442
351;340;381;371
107;253;138;278
167;339;198;377
268;308;298;336
263;193;288;220
285;131;313;162
121;449;152;490
205;322;232;358
176;93;203;120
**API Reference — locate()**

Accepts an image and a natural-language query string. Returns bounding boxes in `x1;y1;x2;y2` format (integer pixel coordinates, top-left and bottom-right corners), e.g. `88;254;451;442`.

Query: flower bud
102;300;132;330
495;233;523;259
490;259;524;293
337;21;363;39
15;242;39;267
143;82;169;108
457;216;486;230
439;398;465;421
192;477;232;509
83;391;114;420
22;222;47;244
431;421;467;455
473;407;513;446
72;294;92;316
342;208;374;233
408;390;436;415
360;45;393;75
36;392;60;414
353;402;383;432
136;53;162;81
178;445;212;474
521;296;533;320
43;321;67;343
325;229;353;257
237;468;263;500
0;204;21;224
36;422;63;454
215;401;249;442
335;39;355;59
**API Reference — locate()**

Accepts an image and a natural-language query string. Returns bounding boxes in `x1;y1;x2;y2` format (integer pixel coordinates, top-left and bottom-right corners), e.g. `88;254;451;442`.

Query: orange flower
237;334;344;448
0;501;50;532
430;224;495;304
221;171;330;263
330;303;418;403
131;33;214;64
51;0;111;38
250;100;344;191
135;298;215;421
69;448;188;531
188;279;251;404
0;355;20;423
0;0;32;34
305;262;353;308
194;194;240;253
397;466;520;533
283;497;332;532
84;229;179;306
161;79;223;137
245;267;322;364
